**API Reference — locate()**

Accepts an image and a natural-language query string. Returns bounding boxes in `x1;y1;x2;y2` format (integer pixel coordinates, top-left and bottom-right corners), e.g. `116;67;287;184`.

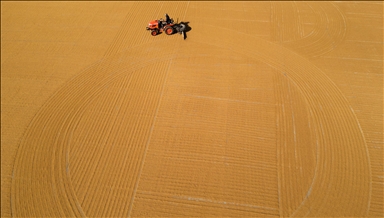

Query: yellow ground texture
1;1;383;217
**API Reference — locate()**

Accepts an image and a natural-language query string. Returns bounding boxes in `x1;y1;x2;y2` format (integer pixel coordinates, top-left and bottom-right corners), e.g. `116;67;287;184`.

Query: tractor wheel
151;30;158;36
164;26;174;35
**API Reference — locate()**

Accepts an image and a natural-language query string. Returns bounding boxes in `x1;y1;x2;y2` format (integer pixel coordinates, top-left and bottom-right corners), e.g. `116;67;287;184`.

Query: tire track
65;56;173;218
10;2;373;217
80;61;170;216
188;23;370;216
131;47;279;216
274;71;317;217
95;71;143;216
10;37;183;216
270;2;347;58
126;54;176;218
78;76;130;213
103;2;139;58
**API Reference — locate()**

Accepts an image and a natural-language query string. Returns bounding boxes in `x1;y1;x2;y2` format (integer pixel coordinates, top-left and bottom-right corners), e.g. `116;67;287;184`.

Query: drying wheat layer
1;1;383;217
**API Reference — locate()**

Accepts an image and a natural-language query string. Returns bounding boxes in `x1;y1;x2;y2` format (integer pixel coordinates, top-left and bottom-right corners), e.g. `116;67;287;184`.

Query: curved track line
273;72;318;217
270;2;347;58
190;24;370;216
11;4;369;217
10;39;182;217
127;49;177;218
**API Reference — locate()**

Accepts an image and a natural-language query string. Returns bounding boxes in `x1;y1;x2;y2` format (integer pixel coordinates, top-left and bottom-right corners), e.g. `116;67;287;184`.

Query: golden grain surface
1;2;383;217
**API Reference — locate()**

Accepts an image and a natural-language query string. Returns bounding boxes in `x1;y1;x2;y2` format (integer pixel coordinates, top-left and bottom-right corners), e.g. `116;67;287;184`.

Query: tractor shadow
179;22;191;40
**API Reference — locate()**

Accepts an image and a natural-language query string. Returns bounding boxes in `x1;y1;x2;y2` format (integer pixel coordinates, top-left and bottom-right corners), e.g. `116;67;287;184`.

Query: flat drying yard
1;1;383;217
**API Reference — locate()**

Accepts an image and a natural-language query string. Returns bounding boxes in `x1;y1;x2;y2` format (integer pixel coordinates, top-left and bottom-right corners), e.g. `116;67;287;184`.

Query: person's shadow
179;21;191;40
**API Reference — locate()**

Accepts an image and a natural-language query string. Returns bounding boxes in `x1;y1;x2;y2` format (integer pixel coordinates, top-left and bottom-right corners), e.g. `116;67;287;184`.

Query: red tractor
146;14;185;36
